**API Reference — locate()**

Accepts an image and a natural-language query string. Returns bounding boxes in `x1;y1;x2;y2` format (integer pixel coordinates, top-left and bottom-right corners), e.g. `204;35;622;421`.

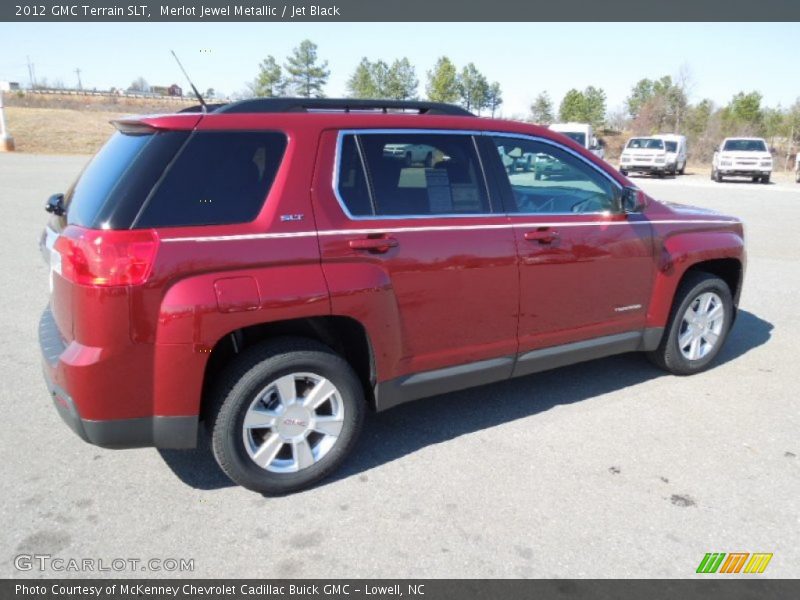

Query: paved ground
1;153;798;579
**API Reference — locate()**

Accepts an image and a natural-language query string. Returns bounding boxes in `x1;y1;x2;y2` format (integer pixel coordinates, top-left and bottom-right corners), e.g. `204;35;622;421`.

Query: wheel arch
200;315;377;421
646;230;744;330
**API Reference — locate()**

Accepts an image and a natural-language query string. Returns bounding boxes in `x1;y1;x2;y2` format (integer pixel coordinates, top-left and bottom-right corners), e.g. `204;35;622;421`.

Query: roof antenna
170;50;207;113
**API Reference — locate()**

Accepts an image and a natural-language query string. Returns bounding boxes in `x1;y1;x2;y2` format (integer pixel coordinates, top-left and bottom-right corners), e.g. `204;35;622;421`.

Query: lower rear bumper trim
44;369;197;449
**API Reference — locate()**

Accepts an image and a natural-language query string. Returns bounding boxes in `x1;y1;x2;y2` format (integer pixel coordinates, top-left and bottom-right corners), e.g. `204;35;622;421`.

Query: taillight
53;227;158;287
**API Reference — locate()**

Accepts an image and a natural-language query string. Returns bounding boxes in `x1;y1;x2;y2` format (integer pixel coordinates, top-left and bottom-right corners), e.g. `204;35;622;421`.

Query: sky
0;22;798;117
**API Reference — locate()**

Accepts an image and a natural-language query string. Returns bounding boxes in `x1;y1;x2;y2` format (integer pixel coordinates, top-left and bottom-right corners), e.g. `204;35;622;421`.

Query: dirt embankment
3;92;197;154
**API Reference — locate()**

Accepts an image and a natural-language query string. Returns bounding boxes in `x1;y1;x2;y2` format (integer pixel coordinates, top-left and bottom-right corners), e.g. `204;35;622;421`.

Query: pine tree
284;40;330;98
426;56;459;104
253;56;285;97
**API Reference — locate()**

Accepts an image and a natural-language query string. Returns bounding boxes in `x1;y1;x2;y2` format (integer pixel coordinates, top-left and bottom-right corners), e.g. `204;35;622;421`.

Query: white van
549;123;605;160
654;134;687;175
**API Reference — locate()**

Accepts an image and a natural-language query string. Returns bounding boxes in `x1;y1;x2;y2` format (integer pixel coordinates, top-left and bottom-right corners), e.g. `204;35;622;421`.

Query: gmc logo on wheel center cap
283;418;307;427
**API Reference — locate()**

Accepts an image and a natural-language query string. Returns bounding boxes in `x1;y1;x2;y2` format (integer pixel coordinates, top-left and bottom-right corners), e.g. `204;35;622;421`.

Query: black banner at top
2;0;800;22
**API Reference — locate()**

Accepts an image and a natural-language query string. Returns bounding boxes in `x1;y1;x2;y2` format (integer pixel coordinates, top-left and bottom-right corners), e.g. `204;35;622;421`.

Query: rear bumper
39;307;197;449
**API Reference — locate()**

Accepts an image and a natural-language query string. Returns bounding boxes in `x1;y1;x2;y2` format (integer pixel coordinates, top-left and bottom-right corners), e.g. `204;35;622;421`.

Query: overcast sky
0;22;798;116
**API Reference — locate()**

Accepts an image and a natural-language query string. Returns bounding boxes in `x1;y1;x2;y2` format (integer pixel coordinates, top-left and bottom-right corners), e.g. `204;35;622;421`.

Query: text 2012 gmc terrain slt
39;99;745;494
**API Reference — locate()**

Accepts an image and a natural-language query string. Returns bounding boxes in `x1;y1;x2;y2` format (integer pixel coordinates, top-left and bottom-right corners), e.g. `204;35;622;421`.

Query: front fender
646;230;744;329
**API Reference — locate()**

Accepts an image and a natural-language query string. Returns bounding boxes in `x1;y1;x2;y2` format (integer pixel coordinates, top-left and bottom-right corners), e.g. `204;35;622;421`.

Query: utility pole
74;68;83;90
26;56;35;89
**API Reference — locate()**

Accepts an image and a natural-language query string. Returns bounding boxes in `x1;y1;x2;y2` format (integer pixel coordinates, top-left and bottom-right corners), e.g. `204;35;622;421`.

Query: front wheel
715;169;724;183
208;337;365;495
647;272;733;375
761;174;770;184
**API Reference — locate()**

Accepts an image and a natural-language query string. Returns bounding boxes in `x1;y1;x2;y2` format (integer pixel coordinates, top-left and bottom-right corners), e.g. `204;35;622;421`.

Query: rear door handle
524;230;559;244
348;237;399;253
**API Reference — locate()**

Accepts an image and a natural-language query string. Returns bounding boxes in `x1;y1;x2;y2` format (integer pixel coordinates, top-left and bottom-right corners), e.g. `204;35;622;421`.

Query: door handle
524;230;559;244
348;236;399;253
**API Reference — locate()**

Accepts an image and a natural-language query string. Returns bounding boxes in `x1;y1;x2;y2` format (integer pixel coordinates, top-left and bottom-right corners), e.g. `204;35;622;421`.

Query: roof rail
215;98;473;116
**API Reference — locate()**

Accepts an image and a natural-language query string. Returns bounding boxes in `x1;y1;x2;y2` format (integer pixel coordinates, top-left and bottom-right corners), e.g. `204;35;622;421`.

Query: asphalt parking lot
1;153;798;579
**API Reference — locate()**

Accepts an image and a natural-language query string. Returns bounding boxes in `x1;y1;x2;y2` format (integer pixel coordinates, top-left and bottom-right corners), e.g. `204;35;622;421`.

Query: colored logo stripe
697;553;726;573
744;553;773;574
719;553;749;573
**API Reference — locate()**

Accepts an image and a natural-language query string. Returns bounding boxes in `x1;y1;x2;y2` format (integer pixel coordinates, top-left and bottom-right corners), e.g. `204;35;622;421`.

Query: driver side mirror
45;193;65;216
621;187;646;213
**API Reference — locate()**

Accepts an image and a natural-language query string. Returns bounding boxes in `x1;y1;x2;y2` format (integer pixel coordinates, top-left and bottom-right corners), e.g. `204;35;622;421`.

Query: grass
4;107;128;154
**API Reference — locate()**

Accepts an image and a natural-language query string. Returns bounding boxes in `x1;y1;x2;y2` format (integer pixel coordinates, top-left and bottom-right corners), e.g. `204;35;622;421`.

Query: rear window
135;131;287;228
65;130;189;229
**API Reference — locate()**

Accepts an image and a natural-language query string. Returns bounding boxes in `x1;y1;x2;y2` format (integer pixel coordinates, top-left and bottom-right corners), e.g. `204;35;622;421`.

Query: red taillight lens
54;227;158;287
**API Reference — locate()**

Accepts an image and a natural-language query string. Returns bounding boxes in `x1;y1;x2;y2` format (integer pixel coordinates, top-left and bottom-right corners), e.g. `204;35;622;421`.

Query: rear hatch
43;114;200;343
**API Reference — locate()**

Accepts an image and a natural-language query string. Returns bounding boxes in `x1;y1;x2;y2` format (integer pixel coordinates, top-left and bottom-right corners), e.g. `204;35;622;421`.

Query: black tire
207;337;365;495
678;164;685;175
620;168;628;176
715;170;723;183
710;168;715;180
795;170;800;183
647;272;734;375
657;170;666;179
751;176;759;183
761;174;770;184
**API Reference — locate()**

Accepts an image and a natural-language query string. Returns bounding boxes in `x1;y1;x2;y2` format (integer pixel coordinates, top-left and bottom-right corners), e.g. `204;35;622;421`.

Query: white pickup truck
619;136;671;177
795;151;800;183
549;123;605;160
711;137;772;184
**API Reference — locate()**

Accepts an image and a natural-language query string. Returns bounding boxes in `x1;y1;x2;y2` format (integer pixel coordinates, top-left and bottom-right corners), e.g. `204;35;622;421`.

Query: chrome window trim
332;128;623;221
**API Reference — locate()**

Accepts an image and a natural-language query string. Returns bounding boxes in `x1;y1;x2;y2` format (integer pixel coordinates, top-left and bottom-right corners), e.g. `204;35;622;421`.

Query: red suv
40;99;745;494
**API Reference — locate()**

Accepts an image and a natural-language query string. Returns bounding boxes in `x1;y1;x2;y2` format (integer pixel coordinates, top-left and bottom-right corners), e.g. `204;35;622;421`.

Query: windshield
626;138;664;150
723;139;767;152
664;141;677;152
560;132;587;147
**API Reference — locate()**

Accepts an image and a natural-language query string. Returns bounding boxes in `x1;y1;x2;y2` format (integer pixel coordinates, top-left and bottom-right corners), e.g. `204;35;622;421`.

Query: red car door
483;134;654;370
312;130;519;399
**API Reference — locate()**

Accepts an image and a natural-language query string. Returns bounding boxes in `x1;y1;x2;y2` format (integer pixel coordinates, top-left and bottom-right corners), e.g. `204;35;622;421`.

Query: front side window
337;133;490;217
664;141;678;152
492;137;617;214
561;132;587;147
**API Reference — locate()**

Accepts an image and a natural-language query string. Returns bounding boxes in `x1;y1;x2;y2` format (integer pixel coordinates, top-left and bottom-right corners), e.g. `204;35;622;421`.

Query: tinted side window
135;131;287;228
341;133;489;217
337;135;374;217
65;130;189;229
493;137;617;214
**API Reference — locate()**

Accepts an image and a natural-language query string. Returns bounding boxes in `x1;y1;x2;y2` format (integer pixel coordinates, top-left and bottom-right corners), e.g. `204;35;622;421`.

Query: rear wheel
647;272;733;375
208;337;365;495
